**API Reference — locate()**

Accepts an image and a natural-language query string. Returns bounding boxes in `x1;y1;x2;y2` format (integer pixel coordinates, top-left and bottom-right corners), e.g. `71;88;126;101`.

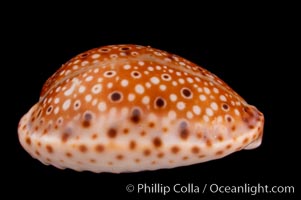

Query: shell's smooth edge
18;44;264;173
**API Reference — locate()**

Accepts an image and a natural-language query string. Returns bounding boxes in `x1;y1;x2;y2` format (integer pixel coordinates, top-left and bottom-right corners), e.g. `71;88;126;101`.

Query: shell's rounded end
242;105;264;150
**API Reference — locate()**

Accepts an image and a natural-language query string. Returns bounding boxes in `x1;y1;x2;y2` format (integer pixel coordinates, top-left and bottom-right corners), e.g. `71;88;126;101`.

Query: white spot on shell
91;84;102;94
187;77;194;83
135;84;145;94
203;115;209;122
85;94;92;102
147;66;154;71
234;109;240;116
91;54;100;59
213;87;219;93
199;94;206;101
54;107;59;114
142;96;150;104
107;82;113;89
123;64;131;70
177;101;185;110
98;102;107;112
193;105;201;115
79;86;86;93
62;99;71;110
92;99;98;106
145;82;151;88
81;61;89;66
220;95;227;102
128;93;136;102
54;98;60;104
121;79;129;87
204;87;210;94
178;78;185;84
210;102;218;111
85;76;93;82
206;108;213;116
159;84;167;91
138;61;144;66
150;77;160;84
170;94;177;102
168;110;177;120
186;111;193;119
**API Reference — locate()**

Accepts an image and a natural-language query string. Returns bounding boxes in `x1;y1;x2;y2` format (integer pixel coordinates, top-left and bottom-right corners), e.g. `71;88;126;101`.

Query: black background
11;6;298;200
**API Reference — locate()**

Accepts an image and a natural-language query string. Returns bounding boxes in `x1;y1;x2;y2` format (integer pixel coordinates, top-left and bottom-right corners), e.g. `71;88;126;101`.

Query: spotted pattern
18;44;264;173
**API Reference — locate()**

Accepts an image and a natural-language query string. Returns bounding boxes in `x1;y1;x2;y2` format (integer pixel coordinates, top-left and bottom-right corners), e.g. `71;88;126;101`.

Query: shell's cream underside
18;44;264;173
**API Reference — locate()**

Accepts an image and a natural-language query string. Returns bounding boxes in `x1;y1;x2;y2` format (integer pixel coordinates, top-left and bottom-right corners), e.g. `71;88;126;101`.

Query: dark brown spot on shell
140;131;146;136
181;88;192;98
80;53;89;58
116;154;124;160
132;71;140;77
37;142;41;147
157;152;164;158
191;146;200;154
226;116;232;122
46;145;53;153
131;108;141;123
79;144;87;153
66;152;72;157
222;104;229;110
151;161;156;165
206;140;212;147
217;135;224;142
91;134;98;140
123;128;129;134
182;156;189;160
135;158;140;163
179;121;189;140
180;128;189;140
243;138;249;144
143;149;151;156
61;133;70;143
107;128;117;138
197;132;203;139
248;125;255;129
153;137;162;148
216;150;223;155
155;97;165;108
171;146;180;154
82;120;90;127
162;127;168;132
25;137;31;146
148;122;155;128
90;159;96;163
82;112;92;127
226;144;232;149
120;47;130;51
35;150;40;156
129;140;136;150
231;125;236;131
95;144;104;153
110;92;121;102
